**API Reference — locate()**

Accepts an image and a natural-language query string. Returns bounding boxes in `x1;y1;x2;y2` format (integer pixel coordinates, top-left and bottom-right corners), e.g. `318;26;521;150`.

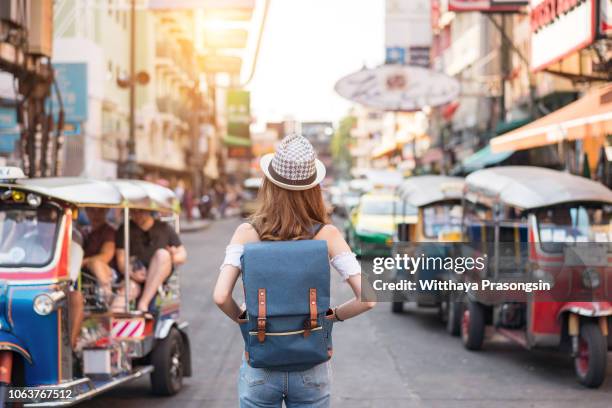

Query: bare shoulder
230;222;260;245
316;224;350;255
317;224;342;240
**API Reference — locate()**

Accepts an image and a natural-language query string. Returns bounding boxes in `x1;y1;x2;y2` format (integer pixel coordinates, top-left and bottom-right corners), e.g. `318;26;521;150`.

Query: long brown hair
249;179;330;241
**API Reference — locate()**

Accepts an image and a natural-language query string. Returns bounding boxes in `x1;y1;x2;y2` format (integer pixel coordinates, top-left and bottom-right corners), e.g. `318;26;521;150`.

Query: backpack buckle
257;317;266;343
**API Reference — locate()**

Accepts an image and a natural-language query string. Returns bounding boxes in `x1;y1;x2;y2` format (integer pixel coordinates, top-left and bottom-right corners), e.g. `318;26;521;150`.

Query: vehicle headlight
33;291;65;316
581;268;601;289
26;193;41;207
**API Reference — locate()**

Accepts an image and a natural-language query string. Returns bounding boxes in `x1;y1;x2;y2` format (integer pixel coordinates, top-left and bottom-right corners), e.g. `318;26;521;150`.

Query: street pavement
85;218;612;408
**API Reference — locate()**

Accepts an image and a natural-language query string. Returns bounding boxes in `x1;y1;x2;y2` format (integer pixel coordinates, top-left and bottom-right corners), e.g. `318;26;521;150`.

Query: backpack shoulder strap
310;223;326;238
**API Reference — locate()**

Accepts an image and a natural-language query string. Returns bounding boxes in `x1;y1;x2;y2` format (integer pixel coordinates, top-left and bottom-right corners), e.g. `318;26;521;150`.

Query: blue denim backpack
239;236;333;371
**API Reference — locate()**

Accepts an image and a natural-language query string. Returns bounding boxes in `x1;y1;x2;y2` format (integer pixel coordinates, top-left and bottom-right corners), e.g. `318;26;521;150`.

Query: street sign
203;29;248;49
49;63;88;123
199;55;242;74
448;0;527;12
335;64;460;112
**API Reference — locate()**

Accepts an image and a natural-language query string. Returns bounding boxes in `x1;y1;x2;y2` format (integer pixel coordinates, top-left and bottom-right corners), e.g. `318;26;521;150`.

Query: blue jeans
238;358;331;408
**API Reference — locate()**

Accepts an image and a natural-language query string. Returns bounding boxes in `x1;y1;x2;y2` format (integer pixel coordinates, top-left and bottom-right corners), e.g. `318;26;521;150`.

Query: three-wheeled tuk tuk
0;167;192;405
459;166;611;388
391;176;465;332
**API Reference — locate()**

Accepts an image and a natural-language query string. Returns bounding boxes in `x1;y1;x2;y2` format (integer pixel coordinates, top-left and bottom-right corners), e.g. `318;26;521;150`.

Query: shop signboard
448;0;527;12
225;90;251;159
48;63;88;124
530;0;596;71
0;106;19;153
335;64;460;112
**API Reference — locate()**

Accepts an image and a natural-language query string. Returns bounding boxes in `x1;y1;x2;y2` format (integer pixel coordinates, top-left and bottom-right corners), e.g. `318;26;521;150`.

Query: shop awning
451;145;514;175
491;84;612;153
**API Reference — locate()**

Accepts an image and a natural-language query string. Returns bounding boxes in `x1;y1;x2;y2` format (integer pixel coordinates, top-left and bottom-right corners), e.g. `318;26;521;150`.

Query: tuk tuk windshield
423;203;462;238
536;205;611;251
0;205;60;267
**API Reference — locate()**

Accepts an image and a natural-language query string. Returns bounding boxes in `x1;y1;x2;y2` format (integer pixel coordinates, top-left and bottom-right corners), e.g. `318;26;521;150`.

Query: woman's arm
213;223;259;322
319;225;376;321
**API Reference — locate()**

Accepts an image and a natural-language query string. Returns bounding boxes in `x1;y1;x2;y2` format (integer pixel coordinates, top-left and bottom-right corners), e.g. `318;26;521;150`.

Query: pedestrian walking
213;134;376;408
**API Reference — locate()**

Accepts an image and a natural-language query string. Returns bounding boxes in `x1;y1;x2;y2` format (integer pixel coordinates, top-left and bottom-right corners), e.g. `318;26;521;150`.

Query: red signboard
448;0;527;12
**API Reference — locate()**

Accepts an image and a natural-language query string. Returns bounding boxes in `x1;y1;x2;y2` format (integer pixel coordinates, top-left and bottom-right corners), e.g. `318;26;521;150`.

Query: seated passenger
113;209;187;313
80;208;116;301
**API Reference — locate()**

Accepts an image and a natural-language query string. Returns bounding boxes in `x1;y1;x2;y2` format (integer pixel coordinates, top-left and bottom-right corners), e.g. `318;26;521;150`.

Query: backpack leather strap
304;288;318;338
257;288;266;343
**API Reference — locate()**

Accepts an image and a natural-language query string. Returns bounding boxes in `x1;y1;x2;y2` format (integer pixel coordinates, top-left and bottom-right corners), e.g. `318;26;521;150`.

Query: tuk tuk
459;166;612;388
391;176;464;332
0;167;192;405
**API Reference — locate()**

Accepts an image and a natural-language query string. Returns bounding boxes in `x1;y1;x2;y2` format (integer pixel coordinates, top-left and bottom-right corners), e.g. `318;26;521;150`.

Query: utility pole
124;0;140;178
499;14;508;124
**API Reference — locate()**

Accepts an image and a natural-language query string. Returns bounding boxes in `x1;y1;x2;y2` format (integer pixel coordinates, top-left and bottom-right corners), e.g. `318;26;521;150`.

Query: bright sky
248;0;385;126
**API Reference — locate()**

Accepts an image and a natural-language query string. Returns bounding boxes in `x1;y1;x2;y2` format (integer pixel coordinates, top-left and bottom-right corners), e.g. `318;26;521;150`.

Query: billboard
530;0;596;71
448;0;527;12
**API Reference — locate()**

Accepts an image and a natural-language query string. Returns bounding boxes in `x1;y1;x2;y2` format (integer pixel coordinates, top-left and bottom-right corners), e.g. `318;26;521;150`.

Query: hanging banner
335;65;460;112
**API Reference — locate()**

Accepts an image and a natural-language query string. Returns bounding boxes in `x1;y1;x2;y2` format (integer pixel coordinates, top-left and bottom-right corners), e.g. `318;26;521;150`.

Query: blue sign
0;106;19;153
49;63;88;123
385;47;407;65
0;106;17;129
0;134;19;153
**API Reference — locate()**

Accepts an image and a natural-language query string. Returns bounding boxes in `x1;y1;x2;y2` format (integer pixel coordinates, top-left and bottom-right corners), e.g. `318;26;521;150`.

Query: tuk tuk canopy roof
9;177;179;212
398;176;464;207
465;166;612;210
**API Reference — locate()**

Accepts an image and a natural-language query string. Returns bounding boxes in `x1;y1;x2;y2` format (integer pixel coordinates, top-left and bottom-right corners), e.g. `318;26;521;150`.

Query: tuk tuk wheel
461;301;485;350
574;322;607;388
446;297;462;337
150;328;184;396
391;301;404;313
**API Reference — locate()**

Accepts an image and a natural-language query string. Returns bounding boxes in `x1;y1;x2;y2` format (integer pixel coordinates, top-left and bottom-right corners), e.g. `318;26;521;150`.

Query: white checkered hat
260;134;326;191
